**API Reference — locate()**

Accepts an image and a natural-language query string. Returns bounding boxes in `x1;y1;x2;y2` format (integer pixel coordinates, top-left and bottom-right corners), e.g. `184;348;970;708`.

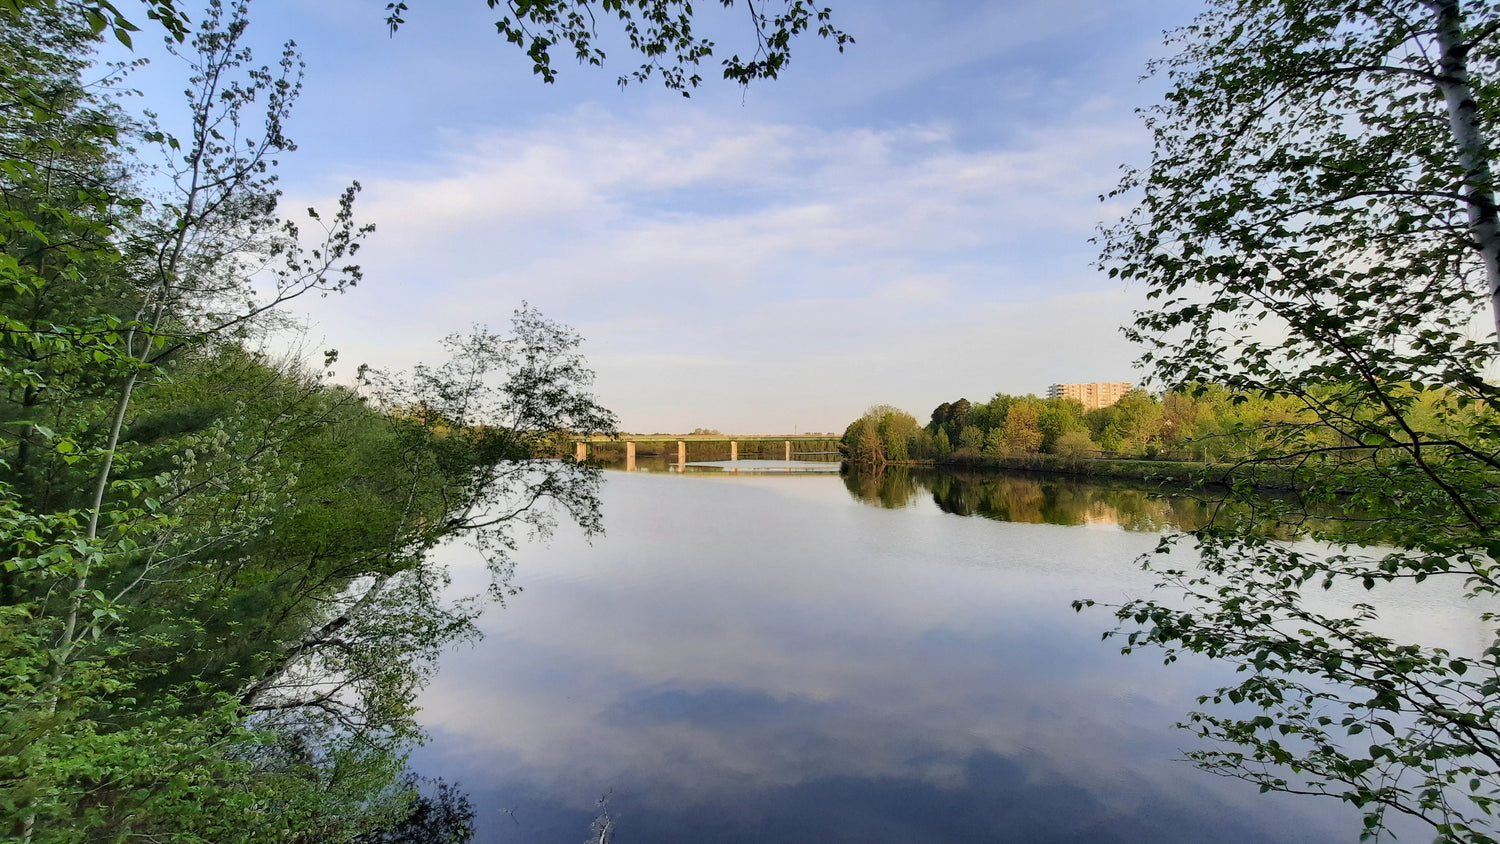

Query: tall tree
1095;1;1500;840
997;399;1042;456
0;4;618;841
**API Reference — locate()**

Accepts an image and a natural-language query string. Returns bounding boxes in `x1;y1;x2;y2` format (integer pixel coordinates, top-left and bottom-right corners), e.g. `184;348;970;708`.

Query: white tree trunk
1431;0;1500;345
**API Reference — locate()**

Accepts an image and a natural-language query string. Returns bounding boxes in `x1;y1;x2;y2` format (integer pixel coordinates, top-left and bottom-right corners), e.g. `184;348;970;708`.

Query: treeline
0;6;612;843
841;384;1464;467
840;390;1176;466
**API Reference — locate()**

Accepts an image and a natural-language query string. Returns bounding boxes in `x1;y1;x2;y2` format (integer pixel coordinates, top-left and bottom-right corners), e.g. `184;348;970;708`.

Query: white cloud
287;105;1150;432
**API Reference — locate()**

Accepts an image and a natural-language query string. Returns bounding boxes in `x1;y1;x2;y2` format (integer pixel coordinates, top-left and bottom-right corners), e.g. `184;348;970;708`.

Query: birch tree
1094;1;1500;840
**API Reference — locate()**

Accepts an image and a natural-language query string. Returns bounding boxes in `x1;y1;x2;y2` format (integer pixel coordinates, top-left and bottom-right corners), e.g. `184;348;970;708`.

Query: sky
113;0;1207;434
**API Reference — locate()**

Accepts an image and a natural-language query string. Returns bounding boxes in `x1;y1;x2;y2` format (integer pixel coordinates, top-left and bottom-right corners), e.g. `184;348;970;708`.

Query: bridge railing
574;436;842;464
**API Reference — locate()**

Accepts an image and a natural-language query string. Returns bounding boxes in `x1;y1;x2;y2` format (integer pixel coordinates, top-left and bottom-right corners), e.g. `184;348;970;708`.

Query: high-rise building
1047;381;1133;410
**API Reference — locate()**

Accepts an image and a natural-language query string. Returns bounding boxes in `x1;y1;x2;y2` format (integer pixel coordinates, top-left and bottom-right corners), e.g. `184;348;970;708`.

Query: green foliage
840;404;918;466
874;406;917;462
997;398;1043;456
1037;399;1084;453
0;4;617;842
384;0;851;94
932;427;952;457
981;427;1004;458
957;424;984;454
916;392;1165;458
1052;429;1097;463
929;397;971;442
1092;0;1500;839
904;386;1345;463
0;322;612;842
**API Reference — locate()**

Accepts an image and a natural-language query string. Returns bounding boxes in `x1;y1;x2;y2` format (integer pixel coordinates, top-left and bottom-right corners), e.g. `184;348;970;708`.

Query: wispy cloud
289;105;1149;431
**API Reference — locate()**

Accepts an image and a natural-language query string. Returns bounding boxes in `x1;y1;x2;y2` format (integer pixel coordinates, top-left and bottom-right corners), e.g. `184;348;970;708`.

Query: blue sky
117;0;1205;433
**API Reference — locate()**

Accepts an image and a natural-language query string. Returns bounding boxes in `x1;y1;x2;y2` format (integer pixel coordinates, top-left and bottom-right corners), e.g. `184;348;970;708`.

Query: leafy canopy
1093;1;1500;840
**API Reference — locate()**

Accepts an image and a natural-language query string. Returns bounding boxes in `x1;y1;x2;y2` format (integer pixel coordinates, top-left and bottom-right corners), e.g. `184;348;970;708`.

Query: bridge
574;434;842;471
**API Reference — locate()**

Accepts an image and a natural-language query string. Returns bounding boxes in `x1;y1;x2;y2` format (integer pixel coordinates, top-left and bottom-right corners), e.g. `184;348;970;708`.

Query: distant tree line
841;384;1469;467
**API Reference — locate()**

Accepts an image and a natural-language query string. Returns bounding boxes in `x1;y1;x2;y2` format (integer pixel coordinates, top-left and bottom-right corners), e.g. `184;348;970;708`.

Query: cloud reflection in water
409;470;1436;843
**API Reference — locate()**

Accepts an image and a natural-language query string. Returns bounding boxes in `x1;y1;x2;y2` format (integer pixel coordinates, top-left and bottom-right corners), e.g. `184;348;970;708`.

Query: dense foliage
839;385;1360;467
0;3;614;841
1090;0;1500;840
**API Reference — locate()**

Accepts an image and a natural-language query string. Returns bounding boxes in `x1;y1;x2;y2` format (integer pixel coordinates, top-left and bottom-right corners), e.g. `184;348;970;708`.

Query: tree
982;426;1005;458
948;398;972;428
839;415;883;466
0;4;141;524
1037;398;1085;454
0;0;754;840
840;405;917;465
957;424;984;454
983;393;1015;426
0;5;617;840
907;426;935;460
933;426;952;457
997;398;1043;456
1157;390;1202;452
928;397;973;443
1051;429;1097;463
874;406;918;462
1104;389;1162;453
929;402;952;431
1093;1;1500;840
384;0;850;94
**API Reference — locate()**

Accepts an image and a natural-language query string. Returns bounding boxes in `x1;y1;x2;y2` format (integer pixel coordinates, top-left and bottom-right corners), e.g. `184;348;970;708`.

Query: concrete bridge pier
677;440;685;470
626;441;636;472
785;440;791;461
575;441;587;461
730;441;738;461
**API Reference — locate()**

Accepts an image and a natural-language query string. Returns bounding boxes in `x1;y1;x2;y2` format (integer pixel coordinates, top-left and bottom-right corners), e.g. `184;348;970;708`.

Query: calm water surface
410;464;1474;842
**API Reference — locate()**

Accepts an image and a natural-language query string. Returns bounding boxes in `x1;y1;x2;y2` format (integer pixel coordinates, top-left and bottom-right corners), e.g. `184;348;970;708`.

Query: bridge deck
577;434;840;443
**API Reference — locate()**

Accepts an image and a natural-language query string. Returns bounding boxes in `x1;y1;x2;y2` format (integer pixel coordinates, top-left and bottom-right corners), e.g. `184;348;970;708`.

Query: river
406;461;1476;842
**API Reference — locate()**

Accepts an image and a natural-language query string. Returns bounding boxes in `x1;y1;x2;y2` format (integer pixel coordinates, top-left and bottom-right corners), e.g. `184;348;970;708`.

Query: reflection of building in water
1047;381;1132;410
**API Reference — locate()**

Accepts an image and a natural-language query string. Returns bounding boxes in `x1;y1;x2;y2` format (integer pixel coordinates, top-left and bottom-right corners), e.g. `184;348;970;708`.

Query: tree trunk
1431;0;1500;345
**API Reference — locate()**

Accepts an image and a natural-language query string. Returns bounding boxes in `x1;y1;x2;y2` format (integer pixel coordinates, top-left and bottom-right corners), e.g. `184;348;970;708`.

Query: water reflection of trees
842;468;1221;531
841;465;923;509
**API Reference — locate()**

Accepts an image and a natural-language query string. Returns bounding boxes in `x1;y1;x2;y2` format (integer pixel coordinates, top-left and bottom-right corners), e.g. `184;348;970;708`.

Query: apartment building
1046;381;1133;411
